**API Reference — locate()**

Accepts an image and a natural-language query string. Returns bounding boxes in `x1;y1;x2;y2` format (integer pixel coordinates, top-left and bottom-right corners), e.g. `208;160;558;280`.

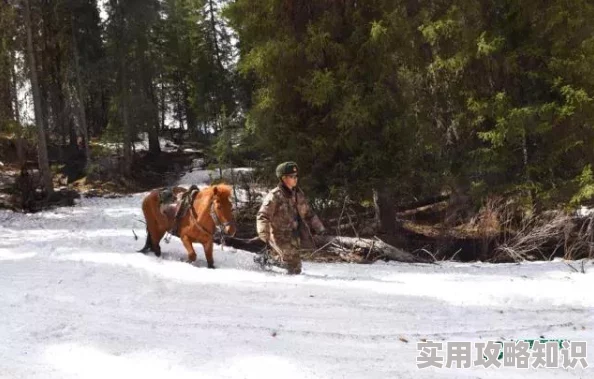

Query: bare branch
566;262;578;273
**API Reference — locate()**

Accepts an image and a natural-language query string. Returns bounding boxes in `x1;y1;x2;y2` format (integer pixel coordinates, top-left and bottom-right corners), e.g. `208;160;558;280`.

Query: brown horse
139;184;236;268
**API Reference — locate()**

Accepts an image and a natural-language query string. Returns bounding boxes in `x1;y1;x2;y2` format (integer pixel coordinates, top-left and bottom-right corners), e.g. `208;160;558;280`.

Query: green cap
276;161;299;178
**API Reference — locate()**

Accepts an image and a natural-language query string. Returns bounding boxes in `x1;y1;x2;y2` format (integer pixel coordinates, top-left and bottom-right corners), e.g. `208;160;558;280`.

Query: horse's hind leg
145;218;164;257
150;229;165;257
181;236;197;263
138;228;153;253
141;195;162;256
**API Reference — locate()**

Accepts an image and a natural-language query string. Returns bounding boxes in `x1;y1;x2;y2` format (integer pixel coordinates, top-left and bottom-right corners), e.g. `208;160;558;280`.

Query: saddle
158;185;200;235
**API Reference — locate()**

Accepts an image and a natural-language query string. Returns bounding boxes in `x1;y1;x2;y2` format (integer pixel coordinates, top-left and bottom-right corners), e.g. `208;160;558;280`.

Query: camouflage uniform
256;184;325;274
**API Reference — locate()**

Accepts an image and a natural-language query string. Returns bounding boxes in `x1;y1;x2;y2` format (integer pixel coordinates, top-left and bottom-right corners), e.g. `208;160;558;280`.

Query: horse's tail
138;227;153;253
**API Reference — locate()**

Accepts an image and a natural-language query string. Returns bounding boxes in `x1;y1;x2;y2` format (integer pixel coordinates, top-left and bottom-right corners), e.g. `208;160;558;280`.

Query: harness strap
189;202;216;236
188;199;234;249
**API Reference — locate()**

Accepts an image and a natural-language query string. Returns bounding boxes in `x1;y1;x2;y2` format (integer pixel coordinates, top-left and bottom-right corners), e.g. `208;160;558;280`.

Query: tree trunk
373;186;395;233
121;60;132;176
116;4;132;176
24;0;53;195
9;50;19;124
521;129;535;209
176;88;185;130
71;17;90;168
51;70;67;149
1;51;13;122
10;49;25;169
207;0;224;71
138;32;160;155
183;86;195;130
146;75;160;155
160;73;166;131
147;97;161;155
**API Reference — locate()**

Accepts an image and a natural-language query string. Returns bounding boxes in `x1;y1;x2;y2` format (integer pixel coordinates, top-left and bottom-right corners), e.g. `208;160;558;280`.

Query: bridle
189;196;235;237
210;201;235;234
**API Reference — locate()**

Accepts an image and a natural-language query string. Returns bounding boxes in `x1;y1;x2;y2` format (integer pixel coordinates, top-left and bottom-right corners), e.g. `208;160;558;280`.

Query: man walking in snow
256;161;326;274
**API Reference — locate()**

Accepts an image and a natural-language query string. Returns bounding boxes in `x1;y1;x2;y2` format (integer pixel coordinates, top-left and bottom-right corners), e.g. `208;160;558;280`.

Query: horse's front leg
203;240;215;269
181;235;197;263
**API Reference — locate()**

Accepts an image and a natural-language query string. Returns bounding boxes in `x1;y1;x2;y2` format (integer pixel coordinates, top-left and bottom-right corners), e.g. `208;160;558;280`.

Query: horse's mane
200;184;232;199
192;184;233;215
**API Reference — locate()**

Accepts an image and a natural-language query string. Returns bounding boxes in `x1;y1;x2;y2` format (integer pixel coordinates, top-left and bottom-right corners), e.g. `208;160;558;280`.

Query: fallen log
395;194;450;212
313;235;432;263
215;234;431;263
215;236;266;252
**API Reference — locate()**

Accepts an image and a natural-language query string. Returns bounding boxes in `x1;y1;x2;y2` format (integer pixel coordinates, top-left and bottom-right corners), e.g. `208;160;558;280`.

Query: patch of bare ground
0;136;201;212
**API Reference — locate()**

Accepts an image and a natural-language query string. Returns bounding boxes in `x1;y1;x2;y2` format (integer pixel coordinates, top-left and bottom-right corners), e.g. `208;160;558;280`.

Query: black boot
253;253;269;267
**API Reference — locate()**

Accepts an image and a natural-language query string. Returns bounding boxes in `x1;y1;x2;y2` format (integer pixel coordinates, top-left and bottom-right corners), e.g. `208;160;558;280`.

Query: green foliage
159;0;238;134
3;0;594;214
299;70;336;108
225;0;430;201
476;32;504;57
225;0;594;211
571;165;594;205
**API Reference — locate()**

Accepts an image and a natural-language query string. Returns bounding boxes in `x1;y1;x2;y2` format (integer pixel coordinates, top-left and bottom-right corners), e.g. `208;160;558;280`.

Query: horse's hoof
154;251;161;258
137;246;151;254
207;264;215;269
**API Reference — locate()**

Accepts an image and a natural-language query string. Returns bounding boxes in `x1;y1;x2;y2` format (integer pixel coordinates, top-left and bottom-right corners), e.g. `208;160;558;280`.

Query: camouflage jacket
257;184;325;242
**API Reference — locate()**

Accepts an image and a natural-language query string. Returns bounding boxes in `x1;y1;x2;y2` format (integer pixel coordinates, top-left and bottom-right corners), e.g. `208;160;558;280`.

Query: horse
139;184;236;268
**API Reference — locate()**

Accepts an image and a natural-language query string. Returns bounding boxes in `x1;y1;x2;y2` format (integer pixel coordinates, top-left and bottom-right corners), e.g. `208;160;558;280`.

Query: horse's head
210;184;236;237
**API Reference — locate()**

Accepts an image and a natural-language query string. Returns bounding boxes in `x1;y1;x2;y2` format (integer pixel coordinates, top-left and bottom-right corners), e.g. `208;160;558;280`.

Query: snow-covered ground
1;171;593;378
96;133;180;154
178;165;258;207
178;165;254;190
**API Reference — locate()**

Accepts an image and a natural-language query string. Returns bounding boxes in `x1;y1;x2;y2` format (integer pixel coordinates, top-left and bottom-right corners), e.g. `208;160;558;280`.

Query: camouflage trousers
269;233;302;275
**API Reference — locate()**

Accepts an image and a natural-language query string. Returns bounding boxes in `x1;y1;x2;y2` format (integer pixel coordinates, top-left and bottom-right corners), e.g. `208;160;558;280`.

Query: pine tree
24;0;53;194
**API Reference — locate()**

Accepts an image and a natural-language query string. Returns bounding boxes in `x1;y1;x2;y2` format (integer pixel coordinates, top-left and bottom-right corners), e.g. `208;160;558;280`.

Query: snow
177;166;253;186
577;206;594;217
183;148;203;154
1;171;593;378
177;166;256;205
133;134;180;153
96;133;180;154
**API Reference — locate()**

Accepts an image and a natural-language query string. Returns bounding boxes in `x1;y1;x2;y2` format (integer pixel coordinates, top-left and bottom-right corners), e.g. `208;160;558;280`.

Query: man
256;161;326;274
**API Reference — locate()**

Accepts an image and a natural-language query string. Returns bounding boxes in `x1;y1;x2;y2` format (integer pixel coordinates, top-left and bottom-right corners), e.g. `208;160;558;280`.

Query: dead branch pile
492;211;594;262
563;214;594;260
